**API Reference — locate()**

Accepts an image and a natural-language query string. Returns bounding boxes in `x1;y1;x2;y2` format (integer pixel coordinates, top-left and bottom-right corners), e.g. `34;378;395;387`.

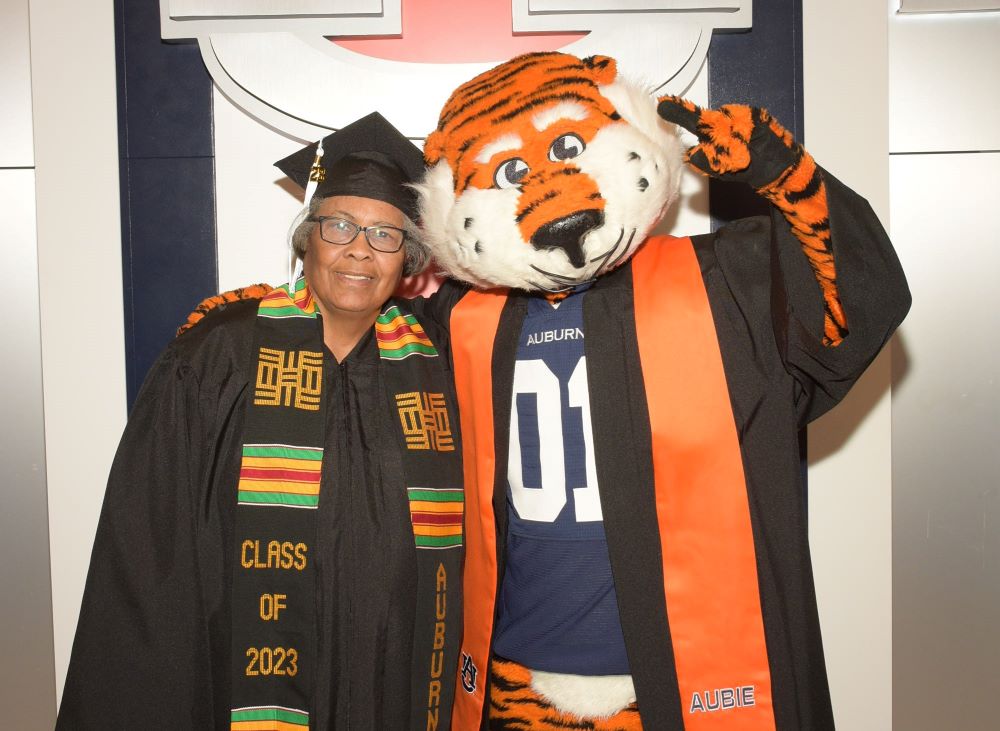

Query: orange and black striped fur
489;657;643;731
757;116;847;346
657;96;847;346
176;283;273;336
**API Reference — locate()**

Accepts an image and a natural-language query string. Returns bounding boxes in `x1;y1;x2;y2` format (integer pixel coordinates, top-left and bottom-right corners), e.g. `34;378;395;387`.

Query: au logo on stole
253;347;323;411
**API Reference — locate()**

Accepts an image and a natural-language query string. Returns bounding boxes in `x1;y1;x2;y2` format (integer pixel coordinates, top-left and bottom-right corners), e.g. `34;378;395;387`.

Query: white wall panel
899;0;1000;12
214;88;306;291
29;0;126;704
2;2;56;725
890;151;999;731
161;0;399;39
0;171;56;729
530;0;741;8
803;2;894;729
0;0;34;167
890;6;1000;728
170;0;382;17
890;12;1000;153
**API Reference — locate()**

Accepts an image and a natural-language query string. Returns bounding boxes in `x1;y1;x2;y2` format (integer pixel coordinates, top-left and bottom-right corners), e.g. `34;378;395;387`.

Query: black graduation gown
56;299;425;730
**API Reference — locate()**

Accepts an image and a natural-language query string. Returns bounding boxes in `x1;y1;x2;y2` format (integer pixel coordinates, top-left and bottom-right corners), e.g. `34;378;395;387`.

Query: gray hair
289;195;429;277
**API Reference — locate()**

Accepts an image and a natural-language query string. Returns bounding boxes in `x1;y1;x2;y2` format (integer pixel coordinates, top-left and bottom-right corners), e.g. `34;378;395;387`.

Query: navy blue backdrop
116;0;216;404
116;0;803;407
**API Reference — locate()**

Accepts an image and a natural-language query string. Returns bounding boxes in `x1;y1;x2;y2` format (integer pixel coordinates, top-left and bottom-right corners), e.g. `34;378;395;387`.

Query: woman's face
304;195;406;325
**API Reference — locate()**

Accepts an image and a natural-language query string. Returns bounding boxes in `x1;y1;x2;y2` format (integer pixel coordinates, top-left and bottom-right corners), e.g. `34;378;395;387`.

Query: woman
57;113;464;730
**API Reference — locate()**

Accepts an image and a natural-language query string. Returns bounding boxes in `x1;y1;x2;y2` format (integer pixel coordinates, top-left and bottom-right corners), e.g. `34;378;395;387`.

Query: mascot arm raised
658;97;847;347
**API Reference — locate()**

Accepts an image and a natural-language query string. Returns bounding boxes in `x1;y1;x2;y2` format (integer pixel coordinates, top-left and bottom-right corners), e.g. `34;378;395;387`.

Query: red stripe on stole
632;236;775;729
239;468;320;482
410;512;463;526
376;323;427;341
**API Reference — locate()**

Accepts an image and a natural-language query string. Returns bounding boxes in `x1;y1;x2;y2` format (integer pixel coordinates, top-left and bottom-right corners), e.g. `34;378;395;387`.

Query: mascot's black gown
436;172;910;730
56;298;454;730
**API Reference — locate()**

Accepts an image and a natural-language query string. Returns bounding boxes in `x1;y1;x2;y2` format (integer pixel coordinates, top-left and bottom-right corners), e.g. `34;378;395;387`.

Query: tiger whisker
589;226;626;265
600;228;637;274
529;265;582;284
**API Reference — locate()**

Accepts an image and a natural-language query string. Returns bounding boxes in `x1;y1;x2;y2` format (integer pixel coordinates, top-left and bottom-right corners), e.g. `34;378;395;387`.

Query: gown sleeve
56;343;218;729
772;169;911;425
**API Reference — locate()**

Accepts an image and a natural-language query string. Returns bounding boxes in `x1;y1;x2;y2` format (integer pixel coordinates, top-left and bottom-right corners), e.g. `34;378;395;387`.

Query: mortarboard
274;112;424;221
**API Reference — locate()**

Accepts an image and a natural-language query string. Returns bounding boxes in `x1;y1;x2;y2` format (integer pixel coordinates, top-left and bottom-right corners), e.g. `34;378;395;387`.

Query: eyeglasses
309;216;407;253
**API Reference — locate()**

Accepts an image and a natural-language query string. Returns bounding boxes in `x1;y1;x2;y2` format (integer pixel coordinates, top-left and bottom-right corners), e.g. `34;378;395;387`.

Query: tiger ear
582;55;617;85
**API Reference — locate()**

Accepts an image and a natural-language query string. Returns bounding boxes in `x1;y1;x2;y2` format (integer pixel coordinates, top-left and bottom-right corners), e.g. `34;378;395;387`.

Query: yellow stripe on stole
411;524;464;537
408;500;463;513
230;721;307;731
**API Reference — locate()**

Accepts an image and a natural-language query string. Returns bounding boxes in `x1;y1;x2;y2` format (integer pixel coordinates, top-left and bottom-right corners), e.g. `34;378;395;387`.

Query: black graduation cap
274;111;424;220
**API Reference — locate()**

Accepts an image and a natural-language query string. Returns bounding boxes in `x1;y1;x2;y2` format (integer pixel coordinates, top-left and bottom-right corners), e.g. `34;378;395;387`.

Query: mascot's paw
658;96;848;345
656;96;800;190
176;284;273;336
530;670;637;719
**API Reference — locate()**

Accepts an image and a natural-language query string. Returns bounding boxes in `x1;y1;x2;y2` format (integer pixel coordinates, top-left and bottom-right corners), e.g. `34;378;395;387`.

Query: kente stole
230;278;463;730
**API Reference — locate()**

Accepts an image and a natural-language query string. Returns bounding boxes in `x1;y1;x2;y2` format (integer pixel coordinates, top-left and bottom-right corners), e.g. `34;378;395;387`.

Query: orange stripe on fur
763;111;795;149
426;52;620;192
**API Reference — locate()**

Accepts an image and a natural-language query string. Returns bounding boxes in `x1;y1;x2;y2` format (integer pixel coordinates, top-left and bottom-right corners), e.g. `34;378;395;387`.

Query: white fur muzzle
530;670;637;719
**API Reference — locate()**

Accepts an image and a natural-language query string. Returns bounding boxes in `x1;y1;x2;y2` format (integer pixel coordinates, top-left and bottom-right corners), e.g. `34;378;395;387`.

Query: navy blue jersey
492;289;630;675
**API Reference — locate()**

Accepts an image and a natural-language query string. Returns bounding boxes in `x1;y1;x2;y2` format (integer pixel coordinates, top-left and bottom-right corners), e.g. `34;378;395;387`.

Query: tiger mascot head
417;51;685;291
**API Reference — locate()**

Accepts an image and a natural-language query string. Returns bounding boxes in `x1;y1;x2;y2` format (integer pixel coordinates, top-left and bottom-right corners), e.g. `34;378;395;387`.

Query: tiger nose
530;209;605;269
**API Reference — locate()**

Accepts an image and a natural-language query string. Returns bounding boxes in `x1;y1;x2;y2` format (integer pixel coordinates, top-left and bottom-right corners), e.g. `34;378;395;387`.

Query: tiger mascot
415;52;910;730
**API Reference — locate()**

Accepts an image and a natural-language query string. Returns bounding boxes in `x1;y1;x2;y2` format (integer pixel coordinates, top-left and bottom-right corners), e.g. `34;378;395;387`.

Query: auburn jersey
493;289;630;675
